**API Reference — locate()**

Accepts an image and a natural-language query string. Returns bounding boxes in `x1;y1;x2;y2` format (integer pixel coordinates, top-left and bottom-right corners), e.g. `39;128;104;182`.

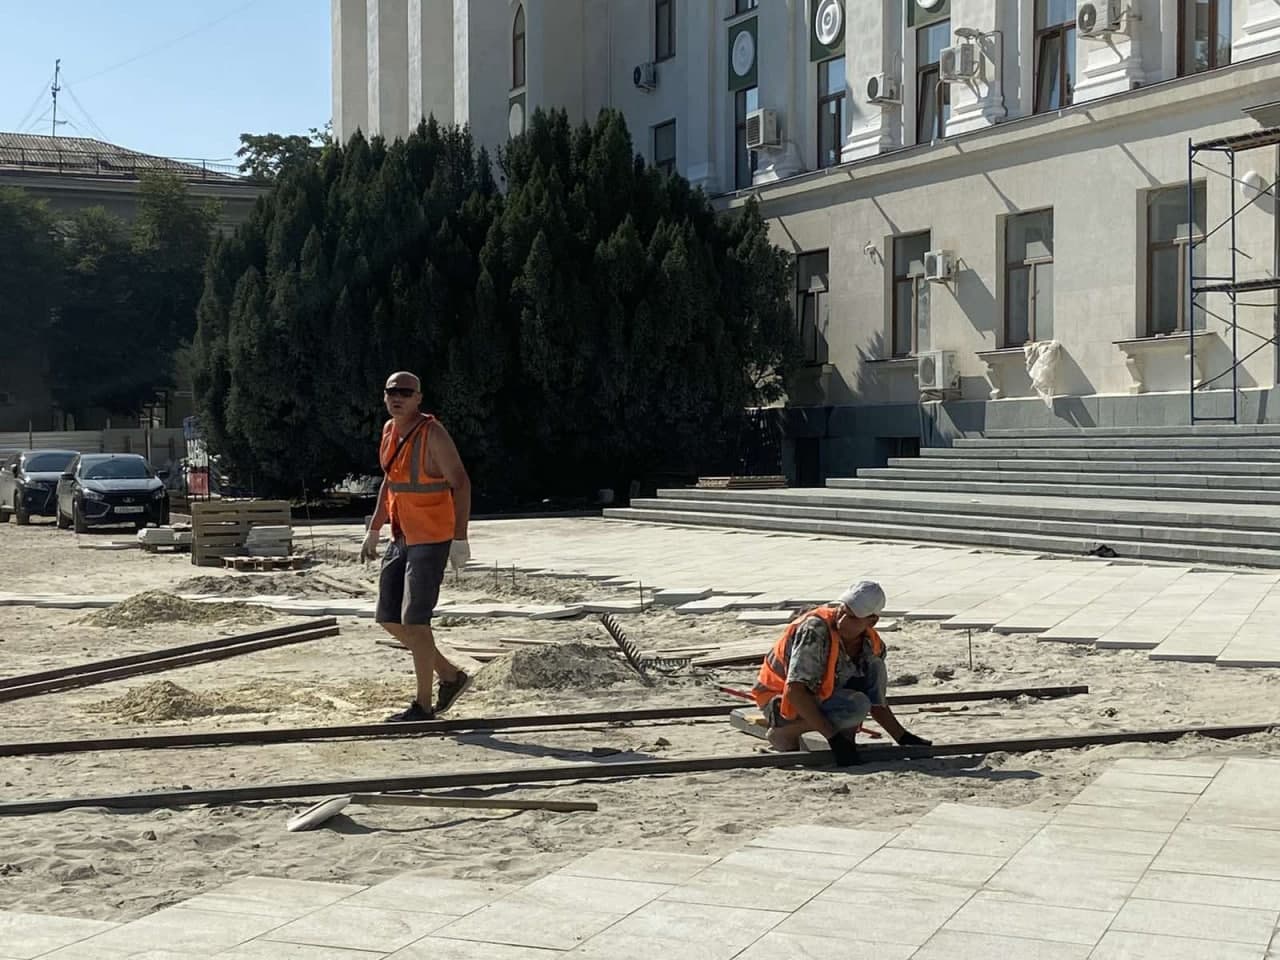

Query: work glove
359;529;380;563
827;735;862;767
897;731;932;747
449;539;471;571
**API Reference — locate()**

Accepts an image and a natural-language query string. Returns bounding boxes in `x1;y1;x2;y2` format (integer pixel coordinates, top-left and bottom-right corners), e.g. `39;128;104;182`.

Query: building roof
0;132;241;182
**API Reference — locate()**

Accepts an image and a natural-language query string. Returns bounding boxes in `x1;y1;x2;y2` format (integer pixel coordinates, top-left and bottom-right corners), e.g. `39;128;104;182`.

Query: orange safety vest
380;414;455;545
751;605;885;722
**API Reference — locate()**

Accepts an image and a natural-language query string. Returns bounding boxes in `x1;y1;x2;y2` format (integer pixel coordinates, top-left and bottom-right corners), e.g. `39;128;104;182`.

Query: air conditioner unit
866;73;901;104
745;108;780;149
923;249;954;282
939;43;979;82
1077;0;1122;37
917;350;959;392
633;62;657;91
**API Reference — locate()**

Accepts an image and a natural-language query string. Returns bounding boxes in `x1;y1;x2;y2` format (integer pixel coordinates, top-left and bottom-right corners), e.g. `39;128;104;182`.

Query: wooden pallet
191;499;292;567
141;543;191;554
221;554;307;571
695;475;787;490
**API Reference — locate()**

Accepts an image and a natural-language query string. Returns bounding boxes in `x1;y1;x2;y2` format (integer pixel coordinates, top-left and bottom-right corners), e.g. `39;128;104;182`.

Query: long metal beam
0;685;1090;757
1;720;1272;816
0;618;339;689
0;626;341;703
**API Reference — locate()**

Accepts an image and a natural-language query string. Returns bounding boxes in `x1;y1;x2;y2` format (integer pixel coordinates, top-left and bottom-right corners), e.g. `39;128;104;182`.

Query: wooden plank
2;720;1274;816
0;686;1089;758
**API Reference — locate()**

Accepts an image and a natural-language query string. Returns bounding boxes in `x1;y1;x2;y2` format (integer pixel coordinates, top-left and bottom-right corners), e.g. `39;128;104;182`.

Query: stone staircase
605;425;1280;568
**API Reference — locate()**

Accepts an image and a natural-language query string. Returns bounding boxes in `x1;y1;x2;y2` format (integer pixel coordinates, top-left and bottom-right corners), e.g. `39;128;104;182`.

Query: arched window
512;6;526;89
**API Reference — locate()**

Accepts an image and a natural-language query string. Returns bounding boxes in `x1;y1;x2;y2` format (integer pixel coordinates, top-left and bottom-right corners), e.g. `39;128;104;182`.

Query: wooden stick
351;794;597;813
4;717;1271;817
0;686;1089;758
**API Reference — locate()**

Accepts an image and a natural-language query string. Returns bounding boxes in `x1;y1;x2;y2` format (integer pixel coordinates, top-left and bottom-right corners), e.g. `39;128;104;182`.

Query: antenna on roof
50;59;67;137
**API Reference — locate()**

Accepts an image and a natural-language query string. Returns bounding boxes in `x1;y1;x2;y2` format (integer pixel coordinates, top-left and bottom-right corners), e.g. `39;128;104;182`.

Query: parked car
56;454;170;533
0;450;77;525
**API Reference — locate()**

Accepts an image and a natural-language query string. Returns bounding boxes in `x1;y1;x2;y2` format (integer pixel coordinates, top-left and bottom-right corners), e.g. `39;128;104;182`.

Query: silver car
0;450;77;525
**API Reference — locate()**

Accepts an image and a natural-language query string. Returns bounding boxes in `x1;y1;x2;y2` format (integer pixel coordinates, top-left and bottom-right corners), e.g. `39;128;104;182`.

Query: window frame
512;5;526;90
653;119;677;176
816;56;847;170
734;85;759;189
1004;209;1055;347
733;0;758;14
915;20;950;144
795;250;830;366
1178;0;1232;76
892;231;932;358
1145;183;1207;337
655;0;676;62
1033;2;1075;113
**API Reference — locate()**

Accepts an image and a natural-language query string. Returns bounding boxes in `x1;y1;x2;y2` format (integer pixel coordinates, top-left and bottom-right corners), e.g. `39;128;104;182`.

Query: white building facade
334;0;1280;482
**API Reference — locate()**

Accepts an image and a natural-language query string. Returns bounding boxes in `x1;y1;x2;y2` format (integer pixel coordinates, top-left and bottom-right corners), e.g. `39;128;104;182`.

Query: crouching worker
751;581;931;766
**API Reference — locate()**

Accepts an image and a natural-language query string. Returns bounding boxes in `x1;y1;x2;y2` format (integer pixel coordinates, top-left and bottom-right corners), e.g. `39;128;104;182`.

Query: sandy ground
2;518;1279;922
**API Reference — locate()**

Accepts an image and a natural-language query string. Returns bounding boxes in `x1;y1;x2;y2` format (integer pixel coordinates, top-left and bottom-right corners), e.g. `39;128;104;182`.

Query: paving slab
515;873;670;914
72;906;283;955
341;874;518;915
790;875;973;946
568;899;786;960
556;848;718;884
1034;823;1170;856
1131;871;1280;911
1111;898;1278;945
263;904;450;953
661;863;831;912
1153;822;1280;881
887;803;1049;858
0;911;119;959
1112;758;1225;778
1052;802;1188;834
942;891;1113;945
714;844;871;879
734;931;915;960
735;609;797;625
1069;784;1198;819
1089;769;1213;795
856;845;1007;886
1090;930;1266;959
674;595;759;613
223;942;395;959
746;825;897;859
912;929;1093;959
652;587;713;604
387;939;564;959
178;876;367;919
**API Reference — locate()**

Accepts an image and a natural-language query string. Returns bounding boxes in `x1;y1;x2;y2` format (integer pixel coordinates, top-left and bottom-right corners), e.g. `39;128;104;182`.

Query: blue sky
2;0;330;162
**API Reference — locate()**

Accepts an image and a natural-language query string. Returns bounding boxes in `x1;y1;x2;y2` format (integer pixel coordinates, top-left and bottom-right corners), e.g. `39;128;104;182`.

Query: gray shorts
375;538;450;625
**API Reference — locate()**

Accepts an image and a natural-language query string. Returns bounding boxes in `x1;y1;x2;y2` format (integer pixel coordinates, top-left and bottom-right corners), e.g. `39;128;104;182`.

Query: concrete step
661;486;1280;533
631;495;1280;550
827;475;1280;505
984;424;1280;439
921;446;1280;462
956;435;1280;450
858;466;1280;491
890;457;1280;476
603;505;1280;568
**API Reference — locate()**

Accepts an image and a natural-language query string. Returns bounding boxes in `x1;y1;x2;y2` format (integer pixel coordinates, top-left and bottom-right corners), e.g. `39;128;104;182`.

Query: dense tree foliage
194;110;797;502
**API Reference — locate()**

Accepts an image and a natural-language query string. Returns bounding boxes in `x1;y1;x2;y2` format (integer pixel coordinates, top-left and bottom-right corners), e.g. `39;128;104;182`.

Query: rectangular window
892;232;932;357
653;120;676;176
1147;184;1207;336
796;250;830;365
656;0;675;61
734;86;759;189
1034;0;1075;112
1005;209;1055;347
817;57;847;170
916;20;951;144
1179;0;1231;75
734;0;758;13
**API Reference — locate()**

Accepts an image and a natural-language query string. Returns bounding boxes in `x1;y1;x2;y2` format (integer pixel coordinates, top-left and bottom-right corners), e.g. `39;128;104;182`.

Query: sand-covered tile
68;907;282;955
180;876;366;919
342;874;516;915
747;825;896;859
1090;769;1212;795
0;911;119;960
264;904;451;953
1112;758;1224;778
556;848;717;884
516;873;669;914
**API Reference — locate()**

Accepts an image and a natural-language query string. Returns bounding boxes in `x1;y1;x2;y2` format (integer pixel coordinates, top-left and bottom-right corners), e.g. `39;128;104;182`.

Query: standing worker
751;581;932;765
361;371;474;721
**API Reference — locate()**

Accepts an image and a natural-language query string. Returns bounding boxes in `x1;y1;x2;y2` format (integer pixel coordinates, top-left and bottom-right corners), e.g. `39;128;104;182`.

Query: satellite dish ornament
814;0;843;46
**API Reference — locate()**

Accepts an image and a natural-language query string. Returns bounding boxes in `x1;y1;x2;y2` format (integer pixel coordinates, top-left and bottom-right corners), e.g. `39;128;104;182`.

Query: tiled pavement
8;757;1280;958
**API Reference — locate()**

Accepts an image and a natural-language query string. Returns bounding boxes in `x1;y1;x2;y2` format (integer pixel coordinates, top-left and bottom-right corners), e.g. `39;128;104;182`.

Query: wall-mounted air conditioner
1077;0;1122;37
916;350;959;392
866;73;901;104
745;108;780;149
923;249;955;282
633;62;657;91
939;43;979;82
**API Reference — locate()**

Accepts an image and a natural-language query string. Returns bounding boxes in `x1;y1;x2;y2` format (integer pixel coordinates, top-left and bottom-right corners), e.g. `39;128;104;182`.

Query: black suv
56;454;170;532
0;450;77;524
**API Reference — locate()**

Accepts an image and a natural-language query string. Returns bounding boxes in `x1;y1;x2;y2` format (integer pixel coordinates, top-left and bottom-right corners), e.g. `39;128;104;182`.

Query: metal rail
1;719;1271;816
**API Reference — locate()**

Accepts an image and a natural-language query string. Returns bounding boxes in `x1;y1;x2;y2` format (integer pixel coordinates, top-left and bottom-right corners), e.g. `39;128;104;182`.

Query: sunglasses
384;387;416;398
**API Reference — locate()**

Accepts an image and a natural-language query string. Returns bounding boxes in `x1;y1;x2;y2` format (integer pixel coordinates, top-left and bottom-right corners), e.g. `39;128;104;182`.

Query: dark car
56;454;170;533
0;450;77;524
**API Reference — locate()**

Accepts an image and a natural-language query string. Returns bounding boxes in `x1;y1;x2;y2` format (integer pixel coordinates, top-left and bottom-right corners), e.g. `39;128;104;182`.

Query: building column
367;0;410;139
944;0;1008;136
684;0;718;192
408;0;453;128
844;0;901;162
1236;0;1280;61
333;0;369;142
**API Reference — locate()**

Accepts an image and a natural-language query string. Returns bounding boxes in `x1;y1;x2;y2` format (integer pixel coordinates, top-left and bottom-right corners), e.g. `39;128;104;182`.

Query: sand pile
92;681;232;722
472;642;639;691
84;591;274;628
176;572;369;599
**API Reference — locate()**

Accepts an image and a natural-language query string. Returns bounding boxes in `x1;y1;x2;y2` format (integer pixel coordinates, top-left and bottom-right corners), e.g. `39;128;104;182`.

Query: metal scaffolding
1187;124;1280;424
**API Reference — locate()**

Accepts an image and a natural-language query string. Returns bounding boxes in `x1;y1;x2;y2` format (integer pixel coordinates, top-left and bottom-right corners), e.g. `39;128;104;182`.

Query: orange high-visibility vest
380;414;455;545
751;605;885;722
